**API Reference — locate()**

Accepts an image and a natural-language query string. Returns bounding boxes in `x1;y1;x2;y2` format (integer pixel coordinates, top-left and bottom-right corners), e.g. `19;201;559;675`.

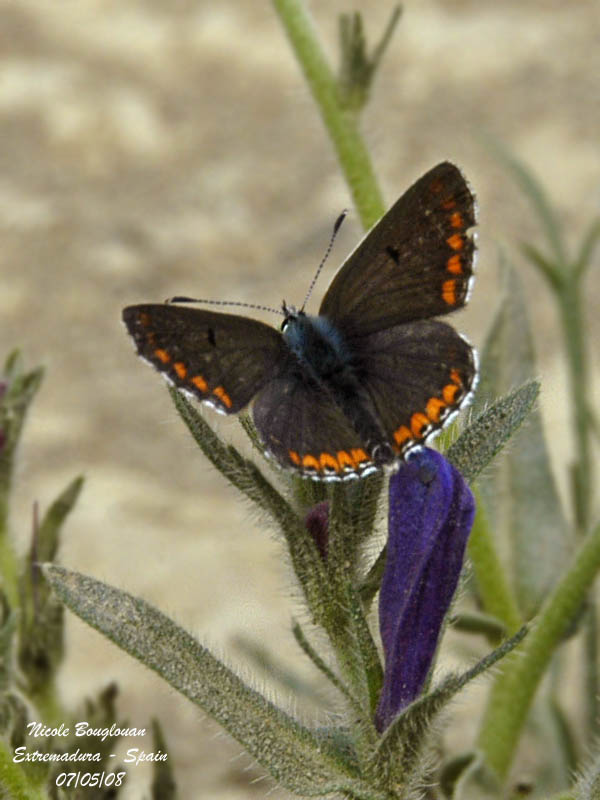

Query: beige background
2;0;599;797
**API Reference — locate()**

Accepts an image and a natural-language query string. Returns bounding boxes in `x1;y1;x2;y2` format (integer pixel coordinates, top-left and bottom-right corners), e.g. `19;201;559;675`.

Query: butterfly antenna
301;209;348;311
166;296;284;316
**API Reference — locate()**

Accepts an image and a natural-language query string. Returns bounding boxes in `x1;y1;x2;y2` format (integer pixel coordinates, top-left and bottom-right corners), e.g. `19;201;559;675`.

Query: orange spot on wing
410;412;430;438
302;454;320;471
426;397;446;423
154;348;171;364
174;362;187;379
450;369;462;386
319;452;339;472
441;198;456;210
450;211;463;229
350;448;369;465
191;375;208;393
443;382;460;404
393;425;413;448
213;385;233;409
442;279;457;305
337;450;356;470
447;234;464;251
447;254;463;274
288;450;301;466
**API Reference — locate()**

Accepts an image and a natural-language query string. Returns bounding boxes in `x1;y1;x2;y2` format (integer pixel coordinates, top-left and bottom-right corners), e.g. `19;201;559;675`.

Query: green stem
558;278;591;532
0;524;20;609
557;269;597;740
0;740;46;799
272;0;385;228
584;603;600;743
467;493;522;635
476;520;600;780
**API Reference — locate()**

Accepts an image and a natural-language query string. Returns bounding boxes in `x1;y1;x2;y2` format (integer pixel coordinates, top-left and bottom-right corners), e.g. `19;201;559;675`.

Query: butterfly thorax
282;311;350;381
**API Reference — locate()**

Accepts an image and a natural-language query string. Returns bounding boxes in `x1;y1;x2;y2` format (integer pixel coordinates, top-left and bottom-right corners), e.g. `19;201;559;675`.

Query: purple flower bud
375;448;475;732
304;501;329;560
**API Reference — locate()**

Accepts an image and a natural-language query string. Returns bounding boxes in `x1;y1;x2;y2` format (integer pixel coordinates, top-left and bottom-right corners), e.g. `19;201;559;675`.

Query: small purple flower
375;448;475;732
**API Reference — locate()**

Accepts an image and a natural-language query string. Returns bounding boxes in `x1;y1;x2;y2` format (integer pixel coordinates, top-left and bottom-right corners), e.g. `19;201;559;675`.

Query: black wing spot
207;327;216;347
386;246;400;264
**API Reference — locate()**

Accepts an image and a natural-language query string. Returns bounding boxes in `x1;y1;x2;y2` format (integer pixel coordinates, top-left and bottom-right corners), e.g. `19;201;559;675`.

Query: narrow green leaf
449;610;507;643
0;594;16;739
520;241;563;291
467;497;522;635
573;217;600;279
35;476;84;563
0;352;45;529
359;543;386;610
447;381;539;483
151;718;177;800
476;265;571;618
337;6;402;112
43;565;386;797
368;6;402;81
17;478;83;698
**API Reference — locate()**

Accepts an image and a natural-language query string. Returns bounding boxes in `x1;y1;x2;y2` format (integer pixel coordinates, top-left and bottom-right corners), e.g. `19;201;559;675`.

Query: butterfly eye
281;307;301;332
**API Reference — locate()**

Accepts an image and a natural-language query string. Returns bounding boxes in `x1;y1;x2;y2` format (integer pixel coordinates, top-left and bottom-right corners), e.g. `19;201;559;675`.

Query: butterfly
123;161;477;480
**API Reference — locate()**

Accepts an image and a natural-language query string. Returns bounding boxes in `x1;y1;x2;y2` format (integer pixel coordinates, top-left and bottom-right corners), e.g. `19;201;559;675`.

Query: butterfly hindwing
319;162;476;338
122;304;286;414
252;367;377;479
352;320;476;457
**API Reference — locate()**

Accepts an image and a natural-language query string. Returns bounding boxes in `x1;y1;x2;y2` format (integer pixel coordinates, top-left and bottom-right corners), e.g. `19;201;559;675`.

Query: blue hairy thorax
281;310;351;381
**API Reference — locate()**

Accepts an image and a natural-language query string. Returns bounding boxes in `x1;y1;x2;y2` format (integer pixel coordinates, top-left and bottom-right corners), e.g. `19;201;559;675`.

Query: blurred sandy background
2;0;599;797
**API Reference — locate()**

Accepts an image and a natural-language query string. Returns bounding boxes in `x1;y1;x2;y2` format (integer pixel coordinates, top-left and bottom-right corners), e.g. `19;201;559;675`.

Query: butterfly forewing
122;304;286;414
319;162;476;338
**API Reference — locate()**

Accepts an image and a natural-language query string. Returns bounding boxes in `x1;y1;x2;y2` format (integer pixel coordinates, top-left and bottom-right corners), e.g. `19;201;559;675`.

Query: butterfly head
280;302;302;332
